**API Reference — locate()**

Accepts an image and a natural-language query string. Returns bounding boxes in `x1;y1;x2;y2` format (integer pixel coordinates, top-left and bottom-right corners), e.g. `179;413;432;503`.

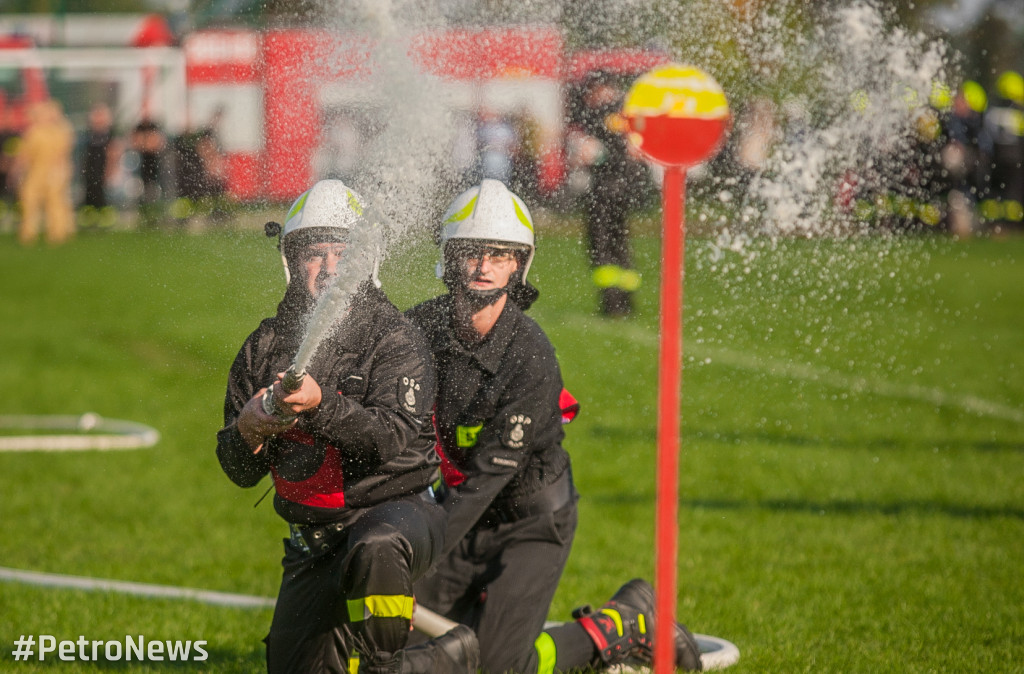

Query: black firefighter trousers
266;492;447;673
412;498;579;673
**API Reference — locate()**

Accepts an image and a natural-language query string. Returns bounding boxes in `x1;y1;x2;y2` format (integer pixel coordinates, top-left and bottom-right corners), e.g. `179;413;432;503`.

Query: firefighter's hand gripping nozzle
261;366;306;421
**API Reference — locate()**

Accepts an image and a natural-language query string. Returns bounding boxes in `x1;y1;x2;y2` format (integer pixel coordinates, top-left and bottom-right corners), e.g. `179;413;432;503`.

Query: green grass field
1;218;1022;672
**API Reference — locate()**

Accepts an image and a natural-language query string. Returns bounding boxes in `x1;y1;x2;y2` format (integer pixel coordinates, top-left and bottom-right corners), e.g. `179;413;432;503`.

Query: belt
289;521;346;554
482;470;576;526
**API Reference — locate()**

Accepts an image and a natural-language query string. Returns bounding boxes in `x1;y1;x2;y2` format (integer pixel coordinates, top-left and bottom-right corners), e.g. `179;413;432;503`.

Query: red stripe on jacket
270;428;347;508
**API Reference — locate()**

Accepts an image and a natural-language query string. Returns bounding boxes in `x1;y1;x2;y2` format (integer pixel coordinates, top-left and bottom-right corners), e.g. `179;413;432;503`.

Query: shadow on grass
695;429;1024;453
588;493;1024;520
585;424;1024;453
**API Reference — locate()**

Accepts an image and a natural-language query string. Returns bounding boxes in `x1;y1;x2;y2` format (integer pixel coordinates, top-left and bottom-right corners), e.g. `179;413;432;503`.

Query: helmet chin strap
444;265;509;311
459;284;508;311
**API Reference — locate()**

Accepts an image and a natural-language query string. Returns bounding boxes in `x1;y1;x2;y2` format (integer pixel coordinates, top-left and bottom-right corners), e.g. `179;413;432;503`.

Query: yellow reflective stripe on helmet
445;194;478;223
600;608;624;636
346;595;415;622
287;191;309;220
534;632;557;674
511;196;534;232
347;189;364;216
638;613;647;634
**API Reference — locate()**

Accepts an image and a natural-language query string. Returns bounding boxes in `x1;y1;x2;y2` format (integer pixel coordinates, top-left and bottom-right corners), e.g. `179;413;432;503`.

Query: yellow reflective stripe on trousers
534;632;557;674
348;653;360;674
346;595;415;622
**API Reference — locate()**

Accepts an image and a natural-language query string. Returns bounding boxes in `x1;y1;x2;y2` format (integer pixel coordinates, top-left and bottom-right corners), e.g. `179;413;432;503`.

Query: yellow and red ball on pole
621;64;729;674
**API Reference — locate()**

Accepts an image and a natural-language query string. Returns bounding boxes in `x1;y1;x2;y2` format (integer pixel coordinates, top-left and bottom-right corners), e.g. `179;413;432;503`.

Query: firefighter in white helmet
216;179;479;673
406;179;701;673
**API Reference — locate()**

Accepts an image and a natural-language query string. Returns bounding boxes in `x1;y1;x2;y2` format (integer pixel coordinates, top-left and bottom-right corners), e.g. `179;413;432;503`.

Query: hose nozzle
261;366;306;419
280;368;305;394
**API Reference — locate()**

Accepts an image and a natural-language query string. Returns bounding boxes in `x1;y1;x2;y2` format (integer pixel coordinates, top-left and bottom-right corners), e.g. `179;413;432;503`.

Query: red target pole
622;64;729;674
655;165;685;674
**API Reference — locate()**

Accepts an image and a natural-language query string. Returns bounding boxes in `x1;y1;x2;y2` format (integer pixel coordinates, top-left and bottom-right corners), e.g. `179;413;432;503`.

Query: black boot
673;620;703;671
576;578;702;671
399;624;479;674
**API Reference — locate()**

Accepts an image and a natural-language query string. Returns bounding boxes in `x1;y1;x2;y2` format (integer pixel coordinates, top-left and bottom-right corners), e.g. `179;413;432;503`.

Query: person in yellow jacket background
15;99;74;246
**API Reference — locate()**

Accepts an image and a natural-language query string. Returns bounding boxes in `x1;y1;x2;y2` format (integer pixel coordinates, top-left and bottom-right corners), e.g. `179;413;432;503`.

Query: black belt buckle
289;521;345;554
288;523;310;553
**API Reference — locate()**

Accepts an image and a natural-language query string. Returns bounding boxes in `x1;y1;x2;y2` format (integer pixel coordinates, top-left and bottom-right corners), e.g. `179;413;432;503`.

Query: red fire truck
183;26;669;203
0;34;48;131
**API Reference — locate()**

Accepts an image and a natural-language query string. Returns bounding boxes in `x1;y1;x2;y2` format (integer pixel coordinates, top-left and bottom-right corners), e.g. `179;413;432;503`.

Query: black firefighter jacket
406;294;572;555
216;285;439;525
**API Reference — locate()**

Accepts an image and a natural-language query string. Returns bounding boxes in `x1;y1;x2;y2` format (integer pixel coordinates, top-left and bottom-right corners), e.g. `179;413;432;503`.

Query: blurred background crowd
0;1;1020;247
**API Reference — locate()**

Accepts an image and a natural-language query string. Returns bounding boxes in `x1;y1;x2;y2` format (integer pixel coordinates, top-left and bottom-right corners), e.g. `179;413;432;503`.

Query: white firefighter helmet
436;179;535;283
277;179;380;287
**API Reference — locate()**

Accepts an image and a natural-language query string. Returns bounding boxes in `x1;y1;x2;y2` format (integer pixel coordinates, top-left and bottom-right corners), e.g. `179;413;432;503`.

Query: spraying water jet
258;180;387;421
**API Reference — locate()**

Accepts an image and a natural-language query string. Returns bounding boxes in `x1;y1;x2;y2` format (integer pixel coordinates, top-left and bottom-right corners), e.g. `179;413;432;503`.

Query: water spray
260;210;386;422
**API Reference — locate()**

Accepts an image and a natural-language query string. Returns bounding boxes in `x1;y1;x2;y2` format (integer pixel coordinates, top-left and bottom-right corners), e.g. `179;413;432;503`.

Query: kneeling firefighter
215;179;478;673
406;179;702;673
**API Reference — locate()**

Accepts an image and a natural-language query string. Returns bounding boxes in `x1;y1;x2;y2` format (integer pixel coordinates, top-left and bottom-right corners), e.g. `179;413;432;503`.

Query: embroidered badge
399;376;422;414
502;414;531;449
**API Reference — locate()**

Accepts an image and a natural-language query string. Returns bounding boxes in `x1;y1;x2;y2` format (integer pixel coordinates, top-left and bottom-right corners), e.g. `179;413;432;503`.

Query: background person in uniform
573;70;651;317
80;102;120;227
943;80;988;235
130;114;166;222
406;179;701;674
978;70;1024;229
173;107;228;222
14;99;74;246
216;179;478;674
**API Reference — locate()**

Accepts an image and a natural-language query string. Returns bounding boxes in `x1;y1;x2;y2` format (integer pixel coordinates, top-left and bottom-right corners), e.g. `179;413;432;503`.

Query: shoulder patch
398;376;423;415
501;414;532;449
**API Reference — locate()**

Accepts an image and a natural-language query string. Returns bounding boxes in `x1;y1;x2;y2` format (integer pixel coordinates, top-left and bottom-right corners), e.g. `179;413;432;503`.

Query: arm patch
398;376;423;415
501;414;532;449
